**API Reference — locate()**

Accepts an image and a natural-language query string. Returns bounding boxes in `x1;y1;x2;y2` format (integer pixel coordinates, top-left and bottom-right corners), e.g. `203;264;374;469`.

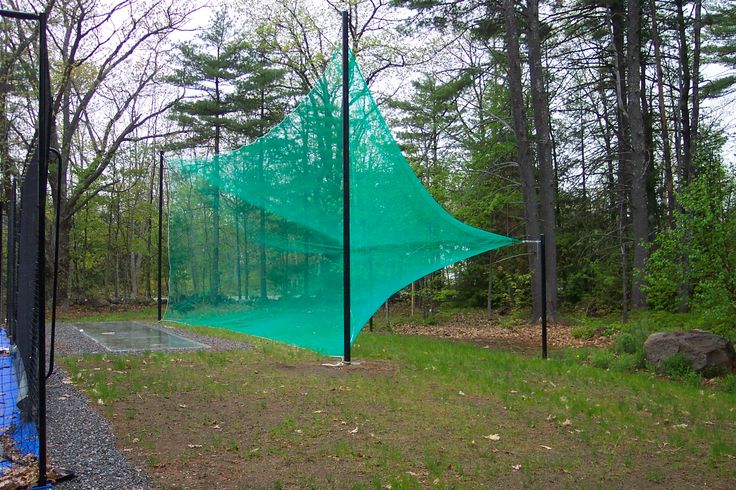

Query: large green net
165;50;518;355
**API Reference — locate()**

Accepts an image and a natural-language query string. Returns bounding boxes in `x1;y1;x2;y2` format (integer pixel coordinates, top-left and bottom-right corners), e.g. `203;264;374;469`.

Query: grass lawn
59;313;736;489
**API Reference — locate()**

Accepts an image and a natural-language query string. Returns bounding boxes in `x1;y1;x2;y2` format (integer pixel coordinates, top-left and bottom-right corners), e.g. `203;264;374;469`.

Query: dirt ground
60;310;735;489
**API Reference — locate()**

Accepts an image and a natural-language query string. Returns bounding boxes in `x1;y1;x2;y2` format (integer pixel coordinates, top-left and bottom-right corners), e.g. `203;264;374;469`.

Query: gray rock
644;330;736;378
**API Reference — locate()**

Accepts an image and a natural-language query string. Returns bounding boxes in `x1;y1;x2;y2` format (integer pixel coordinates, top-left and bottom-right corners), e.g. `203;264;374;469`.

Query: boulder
644;330;736;378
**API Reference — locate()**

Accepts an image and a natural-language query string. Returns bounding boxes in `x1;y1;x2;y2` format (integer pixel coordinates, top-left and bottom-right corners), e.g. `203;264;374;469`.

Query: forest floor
56;306;736;489
388;310;612;354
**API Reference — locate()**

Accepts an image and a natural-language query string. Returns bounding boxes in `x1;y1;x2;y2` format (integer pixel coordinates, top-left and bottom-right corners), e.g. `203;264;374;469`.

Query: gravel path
47;369;153;489
45;321;251;488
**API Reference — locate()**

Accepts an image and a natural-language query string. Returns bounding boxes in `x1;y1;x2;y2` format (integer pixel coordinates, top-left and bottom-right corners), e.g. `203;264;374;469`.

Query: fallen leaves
393;312;611;350
483;433;501;441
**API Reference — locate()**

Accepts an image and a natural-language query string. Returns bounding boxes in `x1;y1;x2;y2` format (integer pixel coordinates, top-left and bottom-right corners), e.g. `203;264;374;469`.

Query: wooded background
1;0;734;329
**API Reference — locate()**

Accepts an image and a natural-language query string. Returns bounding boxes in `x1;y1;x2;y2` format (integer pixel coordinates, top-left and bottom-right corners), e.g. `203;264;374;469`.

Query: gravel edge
46;321;251;489
47;369;153;490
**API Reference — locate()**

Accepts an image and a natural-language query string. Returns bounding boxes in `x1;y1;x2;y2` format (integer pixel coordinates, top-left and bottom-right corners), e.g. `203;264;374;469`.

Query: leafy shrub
718;374;736;394
590;350;613;369
611;351;646;372
682;371;703;387
572;322;618;340
644;147;736;339
613;332;639;354
659;353;695;378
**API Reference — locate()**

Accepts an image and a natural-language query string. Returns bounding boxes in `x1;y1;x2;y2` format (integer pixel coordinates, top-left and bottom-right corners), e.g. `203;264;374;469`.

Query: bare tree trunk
675;0;693;183
642;61;658;237
503;0;541;320
626;0;649;309
690;0;702;163
211;75;221;302
649;0;675;225
608;0;633;315
526;0;558;320
580;110;586;203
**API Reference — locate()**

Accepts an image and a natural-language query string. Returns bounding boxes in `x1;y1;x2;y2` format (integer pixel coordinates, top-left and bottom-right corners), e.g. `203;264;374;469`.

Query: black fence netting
1;153;44;486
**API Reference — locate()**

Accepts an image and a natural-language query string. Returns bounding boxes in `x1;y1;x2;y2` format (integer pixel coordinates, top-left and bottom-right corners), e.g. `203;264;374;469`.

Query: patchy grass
569;309;736;344
60;322;736;489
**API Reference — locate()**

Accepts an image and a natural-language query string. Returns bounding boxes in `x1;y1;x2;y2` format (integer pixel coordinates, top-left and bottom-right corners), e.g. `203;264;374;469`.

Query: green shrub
590;350;613;369
718;374;736;394
682;371;703;387
611;351;646;372
572;322;618;340
613;332;639;354
659;353;695;378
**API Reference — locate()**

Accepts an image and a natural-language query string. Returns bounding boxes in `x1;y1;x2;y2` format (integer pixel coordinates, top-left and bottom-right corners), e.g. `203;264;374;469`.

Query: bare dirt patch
392;311;611;353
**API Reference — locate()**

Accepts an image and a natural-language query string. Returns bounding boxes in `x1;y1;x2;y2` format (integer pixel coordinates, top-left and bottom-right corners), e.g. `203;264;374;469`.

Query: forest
1;0;734;333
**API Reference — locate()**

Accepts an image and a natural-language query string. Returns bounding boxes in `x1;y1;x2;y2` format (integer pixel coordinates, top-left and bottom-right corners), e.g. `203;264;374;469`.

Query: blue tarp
0;328;39;474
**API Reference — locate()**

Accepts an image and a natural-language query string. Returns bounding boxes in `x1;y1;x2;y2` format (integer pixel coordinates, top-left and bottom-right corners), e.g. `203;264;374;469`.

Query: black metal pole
540;233;547;359
37;10;49;485
47;147;62;379
1;201;3;321
7;180;15;333
158;150;164;321
342;10;351;364
0;9;39;20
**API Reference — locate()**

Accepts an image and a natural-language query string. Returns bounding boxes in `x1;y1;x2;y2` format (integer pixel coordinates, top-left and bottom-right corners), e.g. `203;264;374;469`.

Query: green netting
165;50;519;355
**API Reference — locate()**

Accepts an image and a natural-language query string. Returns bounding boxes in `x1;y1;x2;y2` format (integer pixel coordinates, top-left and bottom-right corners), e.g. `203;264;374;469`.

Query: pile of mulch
392;311;611;353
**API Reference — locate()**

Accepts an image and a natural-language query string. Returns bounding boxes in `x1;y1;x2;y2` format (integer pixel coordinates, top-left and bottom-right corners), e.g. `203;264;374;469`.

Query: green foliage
590;350;613;369
703;2;736;95
571;320;619;340
645;131;736;336
167;9;290;151
659;353;695;378
611;351;646;372
613;332;639;354
719;374;736;394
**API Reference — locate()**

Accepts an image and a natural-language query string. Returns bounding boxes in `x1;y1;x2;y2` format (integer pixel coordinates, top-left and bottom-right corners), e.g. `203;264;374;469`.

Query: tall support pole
7;180;15;333
342;10;351;364
0;201;3;321
540;233;548;359
158;150;164;321
47;146;62;379
37;10;49;486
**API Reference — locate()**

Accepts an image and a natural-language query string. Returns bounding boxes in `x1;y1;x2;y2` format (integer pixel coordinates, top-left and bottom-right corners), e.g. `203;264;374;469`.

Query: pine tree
167;9;249;301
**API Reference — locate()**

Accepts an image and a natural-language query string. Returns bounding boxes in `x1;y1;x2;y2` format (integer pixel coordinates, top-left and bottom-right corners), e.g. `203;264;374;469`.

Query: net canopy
165;50;518;355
